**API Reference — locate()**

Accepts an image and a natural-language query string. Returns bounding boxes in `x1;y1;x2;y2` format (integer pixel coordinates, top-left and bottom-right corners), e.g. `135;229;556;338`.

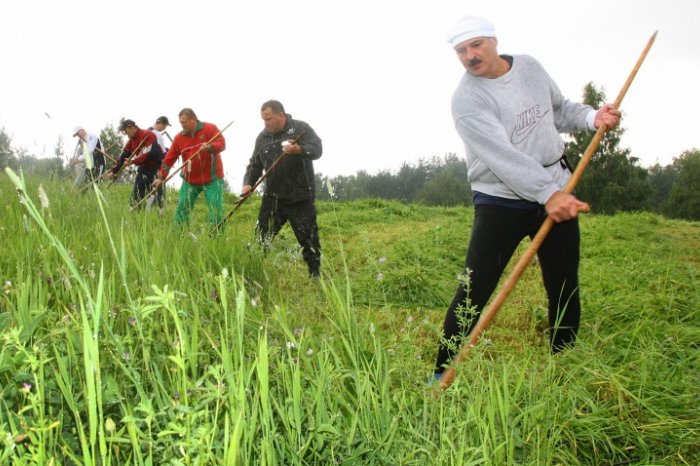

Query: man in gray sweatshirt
434;16;621;378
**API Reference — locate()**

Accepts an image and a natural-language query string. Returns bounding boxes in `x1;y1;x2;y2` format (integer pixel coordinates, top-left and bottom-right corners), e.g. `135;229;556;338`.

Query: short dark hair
118;118;137;131
261;100;285;114
178;108;197;120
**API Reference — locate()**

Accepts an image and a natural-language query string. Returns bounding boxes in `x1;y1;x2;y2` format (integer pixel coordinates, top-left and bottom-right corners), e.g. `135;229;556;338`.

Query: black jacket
243;114;323;202
243;115;322;202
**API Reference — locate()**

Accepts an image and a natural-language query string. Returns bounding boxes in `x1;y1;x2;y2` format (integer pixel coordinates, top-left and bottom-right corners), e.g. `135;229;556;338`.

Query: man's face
153;122;166;132
454;36;502;78
123;126;138;138
261;107;286;134
75;129;86;139
179;114;198;133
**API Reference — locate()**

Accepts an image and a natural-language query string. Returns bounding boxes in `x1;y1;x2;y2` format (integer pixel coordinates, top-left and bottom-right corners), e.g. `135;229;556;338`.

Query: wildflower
378;256;387;264
122;352;131;361
105;418;116;434
369;323;376;334
3;280;11;294
457;267;472;284
128;317;137;326
21;383;32;393
220;267;229;279
293;327;303;335
406;315;414;323
375;272;383;281
326;180;336;199
251;297;258;307
305;349;314;356
38;184;50;209
286;341;296;350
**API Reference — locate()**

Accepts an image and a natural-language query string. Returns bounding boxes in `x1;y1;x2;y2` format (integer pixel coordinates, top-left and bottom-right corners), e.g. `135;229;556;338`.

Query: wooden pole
437;32;657;392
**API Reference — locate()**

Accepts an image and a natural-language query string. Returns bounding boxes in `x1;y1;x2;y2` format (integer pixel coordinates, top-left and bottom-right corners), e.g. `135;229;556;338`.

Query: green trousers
174;179;224;227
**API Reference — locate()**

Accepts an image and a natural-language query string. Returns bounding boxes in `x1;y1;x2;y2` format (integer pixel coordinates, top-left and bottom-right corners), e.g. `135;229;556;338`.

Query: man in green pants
153;108;226;229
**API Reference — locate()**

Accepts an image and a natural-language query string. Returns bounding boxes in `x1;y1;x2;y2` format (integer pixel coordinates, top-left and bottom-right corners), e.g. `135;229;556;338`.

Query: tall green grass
1;171;698;465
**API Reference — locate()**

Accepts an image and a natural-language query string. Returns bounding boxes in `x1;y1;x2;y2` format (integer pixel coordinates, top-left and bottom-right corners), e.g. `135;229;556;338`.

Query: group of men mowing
72;101;323;279
71;13;626;380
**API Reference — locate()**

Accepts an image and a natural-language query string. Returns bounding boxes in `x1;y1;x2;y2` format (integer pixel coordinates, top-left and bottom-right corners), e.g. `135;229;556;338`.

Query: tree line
2;84;698;220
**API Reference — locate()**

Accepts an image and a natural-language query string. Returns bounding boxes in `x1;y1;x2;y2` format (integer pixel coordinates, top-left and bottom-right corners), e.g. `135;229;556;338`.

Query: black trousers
92;155;106;182
435;204;581;372
130;167;161;209
257;196;321;277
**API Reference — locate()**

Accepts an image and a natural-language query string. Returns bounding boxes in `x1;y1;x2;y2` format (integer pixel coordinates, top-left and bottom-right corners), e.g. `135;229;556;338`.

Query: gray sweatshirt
451;54;593;205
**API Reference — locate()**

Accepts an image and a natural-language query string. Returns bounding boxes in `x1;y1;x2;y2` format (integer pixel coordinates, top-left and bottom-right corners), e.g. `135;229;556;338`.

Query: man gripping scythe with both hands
108;119;164;209
433;16;621;381
152;108;227;229
241;100;323;279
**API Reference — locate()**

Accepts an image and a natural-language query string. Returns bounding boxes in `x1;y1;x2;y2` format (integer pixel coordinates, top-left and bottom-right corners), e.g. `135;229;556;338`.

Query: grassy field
1;170;698;465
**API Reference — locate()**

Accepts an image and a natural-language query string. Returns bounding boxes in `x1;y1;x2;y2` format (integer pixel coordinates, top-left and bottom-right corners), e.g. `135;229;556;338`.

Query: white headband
446;16;496;48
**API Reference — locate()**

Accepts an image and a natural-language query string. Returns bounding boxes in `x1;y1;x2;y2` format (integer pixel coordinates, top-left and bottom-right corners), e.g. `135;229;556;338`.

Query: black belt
544;154;573;173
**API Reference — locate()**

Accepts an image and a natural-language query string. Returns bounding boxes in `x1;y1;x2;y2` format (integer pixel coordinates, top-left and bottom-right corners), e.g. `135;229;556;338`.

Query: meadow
1;170;698;465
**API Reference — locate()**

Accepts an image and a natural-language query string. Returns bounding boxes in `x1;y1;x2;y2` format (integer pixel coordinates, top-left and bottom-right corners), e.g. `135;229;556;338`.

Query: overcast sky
1;0;698;189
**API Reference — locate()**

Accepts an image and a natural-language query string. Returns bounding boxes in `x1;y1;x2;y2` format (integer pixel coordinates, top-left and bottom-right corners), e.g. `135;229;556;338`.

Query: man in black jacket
242;100;323;278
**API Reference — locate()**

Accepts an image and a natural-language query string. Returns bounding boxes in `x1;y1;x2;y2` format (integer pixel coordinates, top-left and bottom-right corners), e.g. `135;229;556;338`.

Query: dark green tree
50;136;68;179
0;127;18;170
393;161;429;202
647;162;677;213
663;148;700;220
314;173;330;201
563;82;651;213
417;153;471;206
99;124;124;168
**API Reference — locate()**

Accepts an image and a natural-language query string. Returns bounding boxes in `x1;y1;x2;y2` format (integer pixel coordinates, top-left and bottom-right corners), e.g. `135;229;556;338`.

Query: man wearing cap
434;16;622;379
152;116;172;153
108;119;164;209
71;126;104;186
149;116;172;207
152;108;226;228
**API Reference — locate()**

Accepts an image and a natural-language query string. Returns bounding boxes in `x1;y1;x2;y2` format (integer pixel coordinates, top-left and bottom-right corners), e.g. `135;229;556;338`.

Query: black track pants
257;197;321;277
435;204;581;372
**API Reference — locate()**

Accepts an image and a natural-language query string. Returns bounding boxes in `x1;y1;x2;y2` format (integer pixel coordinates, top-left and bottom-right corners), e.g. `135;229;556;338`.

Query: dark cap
118;119;136;132
155;116;171;126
